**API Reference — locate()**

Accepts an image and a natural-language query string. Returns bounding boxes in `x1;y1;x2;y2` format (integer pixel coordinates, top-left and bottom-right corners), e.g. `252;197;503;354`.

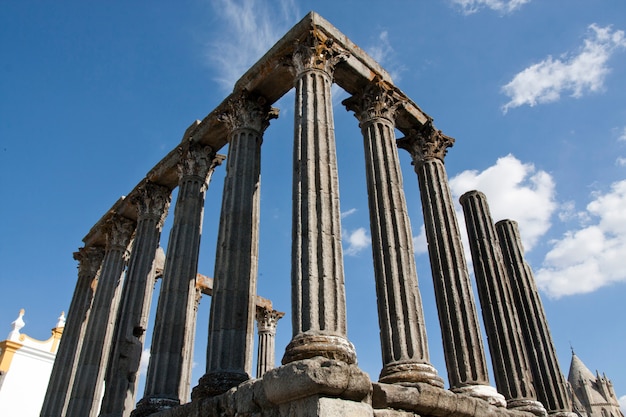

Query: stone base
282;333;357;365
278;396;372;417
131;397;180;417
507;399;547;416
379;361;444;388
453;384;507;407
191;370;250;400
549;412;578;417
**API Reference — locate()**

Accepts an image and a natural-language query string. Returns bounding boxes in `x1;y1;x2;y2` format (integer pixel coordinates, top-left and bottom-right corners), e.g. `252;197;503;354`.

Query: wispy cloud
535;180;626;298
449;154;556;252
502;24;626;112
139;348;150;376
451;0;530;15
365;31;406;82
344;227;371;256
206;0;299;90
619;127;626;142
341;208;358;219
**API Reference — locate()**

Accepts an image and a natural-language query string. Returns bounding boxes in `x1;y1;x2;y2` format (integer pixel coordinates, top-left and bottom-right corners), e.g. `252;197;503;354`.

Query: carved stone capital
103;215;135;252
397;120;455;165
292;30;349;76
73;246;105;279
177;141;221;182
219;90;279;136
131;182;172;227
342;78;404;125
255;307;285;334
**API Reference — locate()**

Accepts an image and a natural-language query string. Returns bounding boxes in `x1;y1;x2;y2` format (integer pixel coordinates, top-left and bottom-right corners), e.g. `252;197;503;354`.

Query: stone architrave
40;246;105;417
342;80;442;387
255;306;285;378
496;220;577;417
193;91;278;399
459;191;545;416
397;123;503;406
132;144;223;417
66;216;135;417
99;182;172;417
282;31;356;365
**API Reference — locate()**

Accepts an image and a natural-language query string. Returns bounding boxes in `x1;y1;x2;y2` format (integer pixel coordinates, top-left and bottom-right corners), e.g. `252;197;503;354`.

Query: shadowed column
398;123;504;405
255;306;285;378
99;182;172;417
343;80;442;387
40;246;104;417
66;215;135;417
132;142;222;416
282;33;356;365
496;219;577;417
459;191;545;416
193;91;278;399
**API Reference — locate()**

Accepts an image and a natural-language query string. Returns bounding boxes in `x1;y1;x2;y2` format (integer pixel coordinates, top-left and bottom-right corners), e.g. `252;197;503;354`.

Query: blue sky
1;0;625;411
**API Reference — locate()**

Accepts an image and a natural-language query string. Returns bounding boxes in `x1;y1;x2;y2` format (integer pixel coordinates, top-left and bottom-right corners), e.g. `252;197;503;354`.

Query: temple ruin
41;12;582;417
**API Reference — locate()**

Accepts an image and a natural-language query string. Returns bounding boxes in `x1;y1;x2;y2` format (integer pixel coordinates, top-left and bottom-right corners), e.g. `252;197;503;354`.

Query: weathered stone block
278;396;373;417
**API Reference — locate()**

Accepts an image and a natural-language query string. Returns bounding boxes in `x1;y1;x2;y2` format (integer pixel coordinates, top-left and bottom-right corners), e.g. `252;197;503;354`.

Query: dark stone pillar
343;81;442;387
459;191;545;416
496;219;577;417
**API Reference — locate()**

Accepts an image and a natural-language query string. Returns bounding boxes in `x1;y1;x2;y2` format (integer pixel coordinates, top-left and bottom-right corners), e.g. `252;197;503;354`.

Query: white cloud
535;180;626;298
502;24;626;112
365;31;406;82
139;348;150;376
617;157;626;167
619;395;626;415
413;225;428;255
207;0;299;89
341;208;358;219
449;154;556;252
344;227;371;256
451;0;530;14
619;127;626;142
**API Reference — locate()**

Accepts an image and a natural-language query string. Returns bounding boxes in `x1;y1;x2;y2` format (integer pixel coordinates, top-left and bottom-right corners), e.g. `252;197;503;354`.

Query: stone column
99;182;172;417
397;123;503;405
132;143;222;416
255;306;285;378
66;216;135;417
342;81;442;387
282;34;356;365
193;91;278;399
40;246;104;417
459;191;545;416
496;220;576;417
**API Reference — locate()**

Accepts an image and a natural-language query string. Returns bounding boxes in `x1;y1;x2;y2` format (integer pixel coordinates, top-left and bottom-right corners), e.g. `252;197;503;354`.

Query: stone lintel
372;383;535;417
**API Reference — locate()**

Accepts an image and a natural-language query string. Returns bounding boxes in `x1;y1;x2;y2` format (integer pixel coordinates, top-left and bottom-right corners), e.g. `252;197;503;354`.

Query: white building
0;310;64;416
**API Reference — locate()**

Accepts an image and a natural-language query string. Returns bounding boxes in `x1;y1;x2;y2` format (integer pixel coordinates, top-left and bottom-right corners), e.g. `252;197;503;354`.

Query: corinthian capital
292;30;349;76
342;78;404;125
131;182;172;227
177;141;219;180
255;306;285;334
397;120;455;165
219;90;279;135
103;215;135;252
74;246;105;278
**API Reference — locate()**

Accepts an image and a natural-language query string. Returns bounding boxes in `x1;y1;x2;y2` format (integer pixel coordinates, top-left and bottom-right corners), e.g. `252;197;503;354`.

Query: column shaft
496;220;575;416
40;246;104;417
460;191;544;415
255;307;284;378
99;183;171;417
193;92;278;399
398;124;502;405
132;144;221;416
283;38;355;365
66;216;135;417
343;84;441;387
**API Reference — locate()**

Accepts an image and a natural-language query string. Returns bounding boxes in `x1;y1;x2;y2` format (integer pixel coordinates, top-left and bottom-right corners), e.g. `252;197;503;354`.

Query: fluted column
496;220;576;417
255;306;285;378
41;246;104;417
343;81;442;387
397;123;503;405
193;91;278;399
66;216;135;417
99;182;172;417
132;143;222;417
459;191;545;416
283;33;356;365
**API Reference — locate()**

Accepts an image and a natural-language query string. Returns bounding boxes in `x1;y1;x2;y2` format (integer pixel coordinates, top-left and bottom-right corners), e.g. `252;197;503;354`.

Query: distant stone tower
568;352;624;417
